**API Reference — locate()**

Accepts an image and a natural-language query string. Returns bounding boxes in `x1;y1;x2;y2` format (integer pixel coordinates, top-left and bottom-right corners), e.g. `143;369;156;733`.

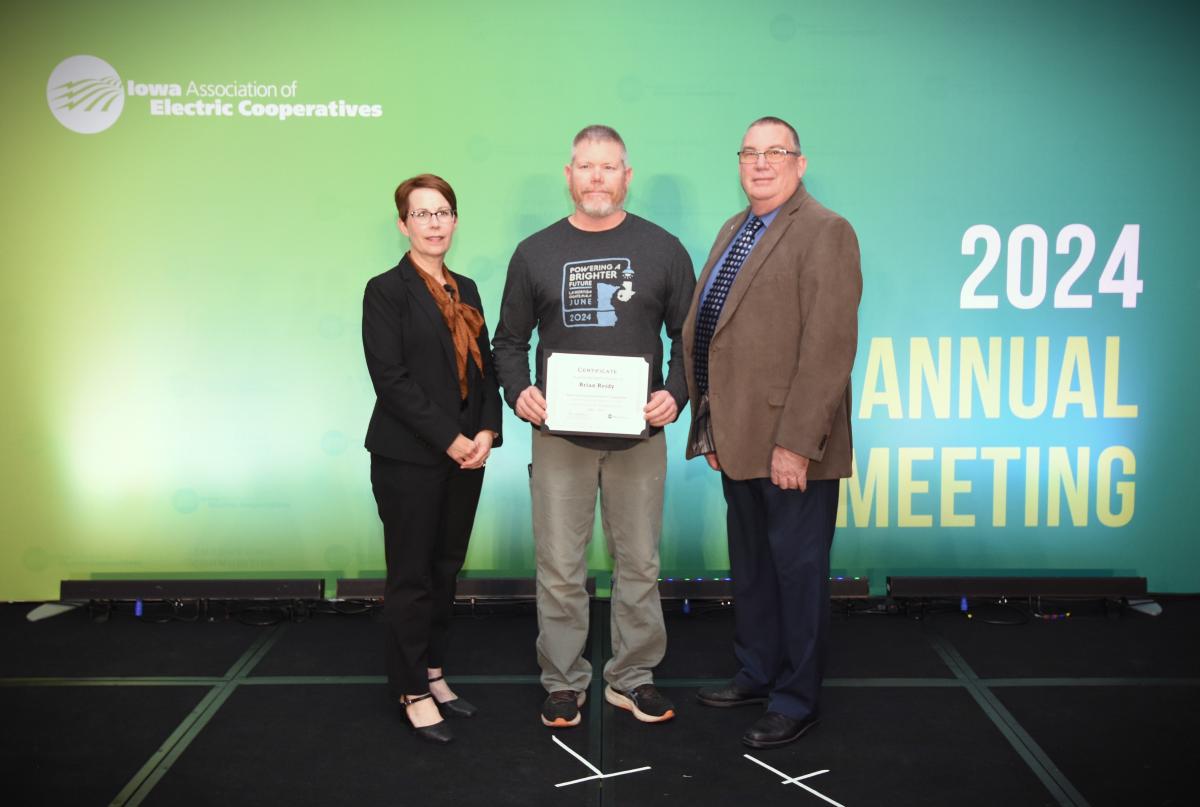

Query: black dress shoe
428;675;478;718
697;682;768;708
400;693;455;745
742;711;819;749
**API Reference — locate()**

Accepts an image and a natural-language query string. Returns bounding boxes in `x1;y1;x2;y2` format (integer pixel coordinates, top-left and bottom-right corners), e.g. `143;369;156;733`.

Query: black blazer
363;254;503;464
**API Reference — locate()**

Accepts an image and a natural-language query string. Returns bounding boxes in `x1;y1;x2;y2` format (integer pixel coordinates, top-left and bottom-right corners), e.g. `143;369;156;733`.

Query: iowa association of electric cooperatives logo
47;55;124;134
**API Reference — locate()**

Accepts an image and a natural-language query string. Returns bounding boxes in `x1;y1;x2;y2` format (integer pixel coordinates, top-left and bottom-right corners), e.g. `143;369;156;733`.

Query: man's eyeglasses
408;208;456;224
737;148;799;164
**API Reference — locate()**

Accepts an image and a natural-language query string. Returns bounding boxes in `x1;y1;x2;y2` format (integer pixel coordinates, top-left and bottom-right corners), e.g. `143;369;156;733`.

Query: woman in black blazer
362;173;502;744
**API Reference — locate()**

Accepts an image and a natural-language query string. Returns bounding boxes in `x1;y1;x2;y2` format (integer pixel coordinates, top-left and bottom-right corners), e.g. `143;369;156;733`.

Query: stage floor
3;597;1198;806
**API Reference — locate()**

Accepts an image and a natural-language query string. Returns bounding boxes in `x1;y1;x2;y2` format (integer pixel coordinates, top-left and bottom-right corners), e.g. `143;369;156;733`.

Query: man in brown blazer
683;116;861;748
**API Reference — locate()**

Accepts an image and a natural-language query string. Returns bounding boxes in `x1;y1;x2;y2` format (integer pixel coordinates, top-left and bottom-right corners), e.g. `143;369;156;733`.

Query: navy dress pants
721;475;839;720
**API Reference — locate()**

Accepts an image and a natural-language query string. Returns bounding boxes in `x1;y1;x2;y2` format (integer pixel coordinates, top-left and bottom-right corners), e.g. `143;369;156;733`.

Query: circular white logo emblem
47;55;124;134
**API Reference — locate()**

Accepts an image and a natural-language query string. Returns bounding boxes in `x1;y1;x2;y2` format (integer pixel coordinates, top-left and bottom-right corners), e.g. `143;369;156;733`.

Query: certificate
543;351;651;439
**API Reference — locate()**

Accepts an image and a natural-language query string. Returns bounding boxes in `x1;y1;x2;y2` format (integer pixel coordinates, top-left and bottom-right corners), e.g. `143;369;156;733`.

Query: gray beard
577;198;622;218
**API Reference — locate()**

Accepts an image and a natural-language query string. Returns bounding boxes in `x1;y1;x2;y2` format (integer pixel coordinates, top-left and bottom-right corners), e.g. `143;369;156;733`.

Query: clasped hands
515;385;679;428
705;444;810;491
446;430;494;469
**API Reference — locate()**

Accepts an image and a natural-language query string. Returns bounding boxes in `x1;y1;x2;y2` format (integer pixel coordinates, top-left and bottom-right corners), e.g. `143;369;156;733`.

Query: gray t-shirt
493;213;696;451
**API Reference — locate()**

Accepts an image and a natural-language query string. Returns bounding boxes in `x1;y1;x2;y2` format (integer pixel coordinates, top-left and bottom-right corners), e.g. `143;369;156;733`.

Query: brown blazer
683;182;861;481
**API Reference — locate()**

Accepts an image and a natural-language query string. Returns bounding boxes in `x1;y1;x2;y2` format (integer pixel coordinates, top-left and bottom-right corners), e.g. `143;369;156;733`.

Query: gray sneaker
605;683;676;723
541;689;586;728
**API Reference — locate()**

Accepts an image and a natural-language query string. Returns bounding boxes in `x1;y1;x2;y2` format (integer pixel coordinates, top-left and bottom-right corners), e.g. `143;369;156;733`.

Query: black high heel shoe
400;692;454;744
428;674;478;718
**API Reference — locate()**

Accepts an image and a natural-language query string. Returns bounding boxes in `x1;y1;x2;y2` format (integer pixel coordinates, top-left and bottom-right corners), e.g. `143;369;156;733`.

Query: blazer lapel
401;257;457;376
695;214;745;293
714;184;809;336
685;211;747;357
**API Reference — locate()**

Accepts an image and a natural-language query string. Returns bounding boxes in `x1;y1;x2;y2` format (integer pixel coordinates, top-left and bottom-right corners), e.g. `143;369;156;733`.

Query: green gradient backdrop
2;1;1197;600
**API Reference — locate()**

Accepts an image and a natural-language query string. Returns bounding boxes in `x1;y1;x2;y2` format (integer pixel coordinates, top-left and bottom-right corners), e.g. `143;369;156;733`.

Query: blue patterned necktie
694;215;764;394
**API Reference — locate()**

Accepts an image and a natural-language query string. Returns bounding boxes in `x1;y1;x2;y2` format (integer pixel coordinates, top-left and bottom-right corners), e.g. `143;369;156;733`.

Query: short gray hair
748;116;801;153
571;124;628;163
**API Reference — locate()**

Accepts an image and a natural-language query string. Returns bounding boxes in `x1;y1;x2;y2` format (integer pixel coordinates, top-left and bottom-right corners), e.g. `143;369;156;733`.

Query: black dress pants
370;453;484;698
721;475;839;721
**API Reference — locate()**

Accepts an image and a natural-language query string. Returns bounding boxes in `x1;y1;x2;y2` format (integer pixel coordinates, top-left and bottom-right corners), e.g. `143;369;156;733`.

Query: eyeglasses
737;148;799;164
408;208;456;224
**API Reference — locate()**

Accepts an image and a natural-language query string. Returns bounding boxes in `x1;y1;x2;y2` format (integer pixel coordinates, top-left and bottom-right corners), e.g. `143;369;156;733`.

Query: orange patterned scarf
412;258;484;399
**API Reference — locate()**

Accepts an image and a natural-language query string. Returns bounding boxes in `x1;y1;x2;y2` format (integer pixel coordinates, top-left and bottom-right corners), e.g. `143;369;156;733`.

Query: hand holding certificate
543;351;651;439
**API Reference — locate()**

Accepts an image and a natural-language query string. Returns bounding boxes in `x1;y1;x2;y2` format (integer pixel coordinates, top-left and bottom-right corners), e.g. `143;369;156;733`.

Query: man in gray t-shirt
493;125;695;729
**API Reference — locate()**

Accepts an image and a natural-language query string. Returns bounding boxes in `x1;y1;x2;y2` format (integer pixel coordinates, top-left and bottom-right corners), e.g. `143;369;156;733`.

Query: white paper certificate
543;351;651;439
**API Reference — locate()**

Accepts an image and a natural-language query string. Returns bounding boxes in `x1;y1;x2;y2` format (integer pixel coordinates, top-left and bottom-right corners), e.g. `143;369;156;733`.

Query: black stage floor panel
995;685;1200;807
603;686;1055;807
827;610;956;679
925;597;1200;679
652;604;738;679
0;603;268;678
1;685;211;806
141;683;598;807
656;604;955;680
443;602;550;675
3;598;1198;806
246;610;384;677
250;601;565;678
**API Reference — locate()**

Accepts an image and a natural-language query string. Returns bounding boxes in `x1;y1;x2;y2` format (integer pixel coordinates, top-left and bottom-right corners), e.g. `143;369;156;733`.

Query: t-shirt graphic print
562;257;634;327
